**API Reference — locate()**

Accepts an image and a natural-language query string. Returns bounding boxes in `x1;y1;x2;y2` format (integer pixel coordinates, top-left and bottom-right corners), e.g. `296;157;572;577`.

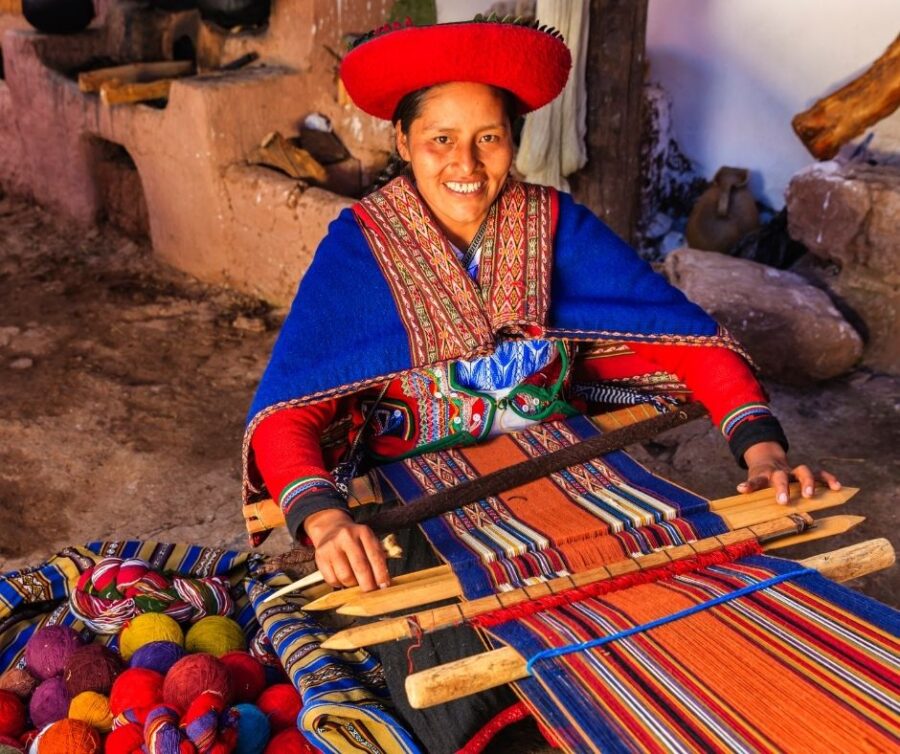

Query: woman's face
396;82;514;247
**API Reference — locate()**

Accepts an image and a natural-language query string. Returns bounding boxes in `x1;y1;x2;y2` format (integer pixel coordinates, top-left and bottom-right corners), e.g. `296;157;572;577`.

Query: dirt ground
1;195;897;750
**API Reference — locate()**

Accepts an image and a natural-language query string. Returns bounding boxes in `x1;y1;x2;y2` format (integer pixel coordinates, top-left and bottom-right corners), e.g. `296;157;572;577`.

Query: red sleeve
250;401;338;503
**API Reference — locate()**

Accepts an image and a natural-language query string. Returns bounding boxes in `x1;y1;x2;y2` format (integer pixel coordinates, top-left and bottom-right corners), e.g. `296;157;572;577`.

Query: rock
664;248;863;384
232;315;266;333
10;357;33;370
786;161;900;373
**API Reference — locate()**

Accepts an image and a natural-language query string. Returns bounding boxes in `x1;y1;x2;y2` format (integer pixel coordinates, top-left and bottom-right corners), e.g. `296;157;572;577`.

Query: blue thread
525;567;817;673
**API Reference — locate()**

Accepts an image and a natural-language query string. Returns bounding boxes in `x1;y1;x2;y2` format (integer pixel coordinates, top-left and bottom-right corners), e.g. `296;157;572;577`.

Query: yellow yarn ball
118;613;184;661
184;616;246;657
69;691;114;732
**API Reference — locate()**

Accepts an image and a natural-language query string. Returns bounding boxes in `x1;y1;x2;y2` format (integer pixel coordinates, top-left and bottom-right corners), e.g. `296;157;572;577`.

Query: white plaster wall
647;0;900;207
435;0;900;208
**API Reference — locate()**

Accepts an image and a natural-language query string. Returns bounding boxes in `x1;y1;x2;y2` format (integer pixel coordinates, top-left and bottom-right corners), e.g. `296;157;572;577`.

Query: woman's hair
368;84;521;193
391;84;520;134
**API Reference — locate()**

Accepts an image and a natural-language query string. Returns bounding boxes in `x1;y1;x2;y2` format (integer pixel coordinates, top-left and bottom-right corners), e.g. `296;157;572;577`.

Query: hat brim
340;22;572;121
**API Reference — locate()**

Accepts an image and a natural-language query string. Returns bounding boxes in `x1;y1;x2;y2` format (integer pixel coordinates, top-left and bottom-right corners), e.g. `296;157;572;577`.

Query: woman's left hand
738;440;841;504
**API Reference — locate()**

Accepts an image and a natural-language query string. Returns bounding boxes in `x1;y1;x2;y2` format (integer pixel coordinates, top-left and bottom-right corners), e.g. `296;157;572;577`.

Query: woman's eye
434;135;450;144
481;134;498;143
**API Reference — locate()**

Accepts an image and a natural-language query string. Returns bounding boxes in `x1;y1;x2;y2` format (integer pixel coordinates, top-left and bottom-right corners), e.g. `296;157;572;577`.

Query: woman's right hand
304;508;391;591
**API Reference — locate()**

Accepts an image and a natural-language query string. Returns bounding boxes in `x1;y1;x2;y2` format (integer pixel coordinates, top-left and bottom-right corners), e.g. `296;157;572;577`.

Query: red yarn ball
0;733;24;752
263;728;318;754
219;651;266;703
63;644;122;697
102;722;144;754
108;668;164;718
256;684;302;732
162;654;232;714
35;718;100;754
0;690;25;738
24;626;83;680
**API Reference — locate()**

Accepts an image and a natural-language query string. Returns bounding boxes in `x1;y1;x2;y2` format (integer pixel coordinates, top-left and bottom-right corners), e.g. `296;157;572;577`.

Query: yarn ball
233;704;270;754
184;616;245;657
0;691;25;738
118;614;183;662
63;644;122;697
68;692;113;733
102;722;143;754
263;728;318;754
0;668;37;700
219;652;266;703
108;668;164;718
28;678;69;730
256;684;301;732
128;641;184;676
35;718;100;754
0;733;24;753
24;626;83;680
162;654;232;713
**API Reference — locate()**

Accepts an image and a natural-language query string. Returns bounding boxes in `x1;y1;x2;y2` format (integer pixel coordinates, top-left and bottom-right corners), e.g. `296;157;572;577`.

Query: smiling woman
242;15;838;753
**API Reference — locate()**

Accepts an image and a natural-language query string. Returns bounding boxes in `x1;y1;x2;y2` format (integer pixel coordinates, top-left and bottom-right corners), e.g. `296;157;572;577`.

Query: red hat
340;17;572;121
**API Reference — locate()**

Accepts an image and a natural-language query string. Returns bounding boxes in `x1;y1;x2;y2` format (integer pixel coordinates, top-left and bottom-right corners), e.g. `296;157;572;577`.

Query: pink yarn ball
162;654;232;714
29;677;70;729
24;626;83;680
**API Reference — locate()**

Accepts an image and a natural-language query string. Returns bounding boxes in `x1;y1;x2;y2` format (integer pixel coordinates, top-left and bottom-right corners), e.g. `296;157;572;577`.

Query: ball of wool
233;704;270;754
0;732;24;752
256;684;301;732
184;616;245;657
219;652;266;704
108;668;164;718
128;641;184;676
162;654;232;714
0;690;25;738
35;718;100;754
63;644;122;697
68;692;113;733
263;728;318;754
102;722;144;754
0;668;37;700
24;626;83;680
118;614;183;662
28;678;69;730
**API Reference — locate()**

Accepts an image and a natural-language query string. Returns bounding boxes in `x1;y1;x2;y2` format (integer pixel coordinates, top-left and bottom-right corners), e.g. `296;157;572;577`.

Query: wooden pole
100;79;176;106
404;538;896;709
570;0;649;243
79;61;194;94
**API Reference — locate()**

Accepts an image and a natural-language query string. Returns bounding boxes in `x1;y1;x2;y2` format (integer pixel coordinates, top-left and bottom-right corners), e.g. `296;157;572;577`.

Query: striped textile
487;554;900;753
376;414;726;599
0;540;420;753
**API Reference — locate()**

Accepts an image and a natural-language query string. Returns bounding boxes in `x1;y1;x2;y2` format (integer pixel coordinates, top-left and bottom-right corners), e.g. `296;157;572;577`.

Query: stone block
664;248;863;384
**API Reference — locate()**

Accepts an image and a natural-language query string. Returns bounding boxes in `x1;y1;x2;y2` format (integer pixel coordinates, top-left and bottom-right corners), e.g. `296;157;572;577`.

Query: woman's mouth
444;181;485;195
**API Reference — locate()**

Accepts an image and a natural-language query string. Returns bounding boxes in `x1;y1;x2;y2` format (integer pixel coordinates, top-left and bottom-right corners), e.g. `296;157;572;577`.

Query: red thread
455;702;530;754
471;540;762;629
405;617;424;675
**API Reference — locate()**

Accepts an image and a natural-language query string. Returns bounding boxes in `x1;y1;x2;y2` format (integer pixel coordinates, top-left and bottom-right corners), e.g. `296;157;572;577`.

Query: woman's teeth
445;181;484;194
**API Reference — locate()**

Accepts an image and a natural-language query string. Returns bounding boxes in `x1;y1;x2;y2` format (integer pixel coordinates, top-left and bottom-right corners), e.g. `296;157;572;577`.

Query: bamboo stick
325;486;856;617
304;565;451;611
321;515;811;650
404;538;896;709
79;60;194;93
766;515;864;549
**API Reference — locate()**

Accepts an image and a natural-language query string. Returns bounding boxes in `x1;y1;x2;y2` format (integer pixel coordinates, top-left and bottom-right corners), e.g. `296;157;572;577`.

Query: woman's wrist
742;440;788;468
304;508;354;546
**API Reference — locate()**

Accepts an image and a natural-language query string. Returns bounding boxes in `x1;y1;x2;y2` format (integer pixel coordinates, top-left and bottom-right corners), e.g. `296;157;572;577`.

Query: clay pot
23;0;94;34
197;0;270;28
686;166;760;253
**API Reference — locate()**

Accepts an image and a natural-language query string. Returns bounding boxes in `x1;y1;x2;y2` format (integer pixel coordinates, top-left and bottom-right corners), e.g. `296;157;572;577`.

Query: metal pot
23;0;94;34
197;0;270;28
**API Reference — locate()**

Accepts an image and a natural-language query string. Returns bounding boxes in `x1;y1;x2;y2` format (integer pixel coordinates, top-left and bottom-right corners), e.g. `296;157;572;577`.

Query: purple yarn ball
28;676;69;729
129;641;185;675
24;625;83;680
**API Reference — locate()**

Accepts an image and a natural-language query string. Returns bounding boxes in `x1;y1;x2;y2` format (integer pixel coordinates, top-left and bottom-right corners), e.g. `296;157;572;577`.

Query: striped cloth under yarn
69;556;234;633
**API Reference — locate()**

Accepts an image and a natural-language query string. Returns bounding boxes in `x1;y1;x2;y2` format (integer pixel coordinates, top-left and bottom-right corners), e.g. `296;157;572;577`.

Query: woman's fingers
329;550;359;588
345;541;378;592
820;469;842;490
360;529;391;590
793;465;816;498
771;469;791;504
737;474;771;494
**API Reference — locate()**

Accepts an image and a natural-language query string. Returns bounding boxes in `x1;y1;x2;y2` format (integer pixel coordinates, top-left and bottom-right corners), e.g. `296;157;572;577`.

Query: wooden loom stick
100;79;176;106
79;60;194;93
321;514;812;650
326;486;856;617
242;403;686;534
403;538;897;710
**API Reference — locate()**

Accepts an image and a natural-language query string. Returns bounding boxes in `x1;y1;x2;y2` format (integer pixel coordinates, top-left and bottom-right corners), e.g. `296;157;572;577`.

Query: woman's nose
453;140;479;173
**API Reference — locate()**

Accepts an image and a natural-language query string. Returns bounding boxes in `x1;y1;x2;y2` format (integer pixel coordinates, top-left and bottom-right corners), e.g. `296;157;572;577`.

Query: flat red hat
340;19;572;121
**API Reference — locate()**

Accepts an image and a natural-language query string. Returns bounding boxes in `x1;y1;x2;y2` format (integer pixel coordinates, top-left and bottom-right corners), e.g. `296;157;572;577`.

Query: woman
244;17;839;751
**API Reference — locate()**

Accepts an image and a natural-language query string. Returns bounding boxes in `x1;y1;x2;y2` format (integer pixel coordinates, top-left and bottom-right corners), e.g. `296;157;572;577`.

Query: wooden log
404;538;896;709
792;33;900;160
319;486;856;618
321;514;811;650
100;79;175;106
79;61;194;94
